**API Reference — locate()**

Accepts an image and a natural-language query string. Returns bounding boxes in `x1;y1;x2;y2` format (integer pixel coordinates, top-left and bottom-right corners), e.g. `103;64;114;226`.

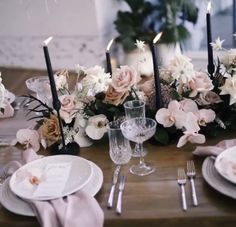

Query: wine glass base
131;147;147;157
129;163;156;176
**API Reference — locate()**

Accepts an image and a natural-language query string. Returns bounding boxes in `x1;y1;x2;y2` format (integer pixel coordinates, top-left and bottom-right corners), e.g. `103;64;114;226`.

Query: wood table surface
1;68;236;227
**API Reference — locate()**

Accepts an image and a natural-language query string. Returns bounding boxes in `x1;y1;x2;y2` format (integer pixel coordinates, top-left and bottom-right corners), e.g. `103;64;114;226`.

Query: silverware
107;165;121;208
177;168;187;211
116;175;126;215
187;160;198;206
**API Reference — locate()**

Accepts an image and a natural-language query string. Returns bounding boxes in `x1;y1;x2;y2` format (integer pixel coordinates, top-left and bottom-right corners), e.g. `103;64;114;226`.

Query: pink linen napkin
193;139;236;157
1;148;104;227
0;101;14;119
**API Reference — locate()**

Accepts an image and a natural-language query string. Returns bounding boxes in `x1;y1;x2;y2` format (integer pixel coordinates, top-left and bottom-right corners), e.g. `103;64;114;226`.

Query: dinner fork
177;168;187;211
187;160;198;206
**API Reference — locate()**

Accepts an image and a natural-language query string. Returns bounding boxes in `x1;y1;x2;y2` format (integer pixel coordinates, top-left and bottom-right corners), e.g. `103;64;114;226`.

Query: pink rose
104;85;129;106
59;95;78;123
111;66;140;92
189;72;214;97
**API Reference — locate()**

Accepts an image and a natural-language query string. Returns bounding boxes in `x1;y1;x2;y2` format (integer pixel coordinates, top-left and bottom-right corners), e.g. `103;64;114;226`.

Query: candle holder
50;141;80;156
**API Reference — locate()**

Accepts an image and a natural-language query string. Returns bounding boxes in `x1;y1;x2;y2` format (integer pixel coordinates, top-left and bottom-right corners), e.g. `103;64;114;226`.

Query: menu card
32;162;71;198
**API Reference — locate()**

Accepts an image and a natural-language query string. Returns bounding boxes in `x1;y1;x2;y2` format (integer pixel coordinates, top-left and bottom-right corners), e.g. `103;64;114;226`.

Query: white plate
214;146;236;184
202;157;236;199
9;155;92;201
0;161;103;216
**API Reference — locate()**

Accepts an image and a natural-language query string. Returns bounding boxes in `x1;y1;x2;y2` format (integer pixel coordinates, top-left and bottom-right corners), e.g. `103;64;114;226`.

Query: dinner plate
202;157;236;199
9;155;92;201
214;146;236;184
0;161;103;216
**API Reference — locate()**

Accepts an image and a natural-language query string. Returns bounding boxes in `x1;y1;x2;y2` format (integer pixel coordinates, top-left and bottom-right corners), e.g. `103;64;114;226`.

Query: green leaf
153;127;170;145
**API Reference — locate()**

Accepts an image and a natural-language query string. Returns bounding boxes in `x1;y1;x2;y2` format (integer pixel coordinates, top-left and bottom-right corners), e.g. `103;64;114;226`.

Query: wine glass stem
138;143;145;165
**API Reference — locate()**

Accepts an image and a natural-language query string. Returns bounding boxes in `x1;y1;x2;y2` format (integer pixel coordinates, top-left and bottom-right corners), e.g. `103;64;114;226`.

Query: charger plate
9;155;92;201
202;157;236;199
0;161;103;216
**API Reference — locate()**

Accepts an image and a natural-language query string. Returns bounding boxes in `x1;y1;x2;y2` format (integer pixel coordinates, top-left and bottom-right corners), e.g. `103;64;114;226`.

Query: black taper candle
206;2;215;78
106;51;112;75
43;37;66;151
106;39;114;76
151;33;163;110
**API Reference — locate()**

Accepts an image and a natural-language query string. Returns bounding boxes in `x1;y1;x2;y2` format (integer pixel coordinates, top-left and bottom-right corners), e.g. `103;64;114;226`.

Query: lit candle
206;1;215;77
151;32;163;110
43;37;66;150
106;39;114;76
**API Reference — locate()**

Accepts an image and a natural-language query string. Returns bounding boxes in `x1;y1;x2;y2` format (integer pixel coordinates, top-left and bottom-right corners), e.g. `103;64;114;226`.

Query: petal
177;134;188;148
155;108;174;127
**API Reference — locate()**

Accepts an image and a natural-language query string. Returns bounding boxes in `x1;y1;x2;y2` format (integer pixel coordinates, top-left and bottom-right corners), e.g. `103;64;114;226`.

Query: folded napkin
193;139;236;157
1;148;104;227
0;101;14;119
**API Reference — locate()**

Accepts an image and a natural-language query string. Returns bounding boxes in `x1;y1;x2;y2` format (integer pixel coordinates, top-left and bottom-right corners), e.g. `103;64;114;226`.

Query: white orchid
219;74;236;105
85;114;108;140
210;37;225;51
16;129;40;152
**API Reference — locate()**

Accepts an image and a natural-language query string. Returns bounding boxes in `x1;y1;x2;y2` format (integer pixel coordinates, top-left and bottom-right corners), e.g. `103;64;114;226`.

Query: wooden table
1;69;236;227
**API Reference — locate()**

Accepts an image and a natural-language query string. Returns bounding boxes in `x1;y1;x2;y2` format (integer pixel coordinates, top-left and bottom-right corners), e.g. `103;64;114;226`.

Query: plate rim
214;146;236;184
9;155;93;201
202;156;236;199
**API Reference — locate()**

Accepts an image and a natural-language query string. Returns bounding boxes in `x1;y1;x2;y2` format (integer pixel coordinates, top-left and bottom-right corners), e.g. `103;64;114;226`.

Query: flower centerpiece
15;38;236;152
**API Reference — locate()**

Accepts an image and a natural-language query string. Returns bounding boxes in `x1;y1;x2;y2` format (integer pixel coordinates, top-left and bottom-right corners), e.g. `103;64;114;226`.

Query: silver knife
116;175;126;215
107;165;121;208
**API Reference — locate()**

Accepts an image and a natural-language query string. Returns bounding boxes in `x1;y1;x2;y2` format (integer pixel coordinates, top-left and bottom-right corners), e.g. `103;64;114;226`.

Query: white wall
0;0;124;70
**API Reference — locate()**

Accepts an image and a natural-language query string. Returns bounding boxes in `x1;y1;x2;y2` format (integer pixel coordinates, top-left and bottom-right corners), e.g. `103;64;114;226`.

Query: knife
107;165;121;208
116;175;126;215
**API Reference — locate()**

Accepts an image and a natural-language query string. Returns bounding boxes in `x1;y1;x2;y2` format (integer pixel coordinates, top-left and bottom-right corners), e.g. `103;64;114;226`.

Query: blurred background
0;0;235;71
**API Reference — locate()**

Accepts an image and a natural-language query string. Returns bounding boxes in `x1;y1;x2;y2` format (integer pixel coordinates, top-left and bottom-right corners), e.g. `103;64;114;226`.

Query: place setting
0;152;103;217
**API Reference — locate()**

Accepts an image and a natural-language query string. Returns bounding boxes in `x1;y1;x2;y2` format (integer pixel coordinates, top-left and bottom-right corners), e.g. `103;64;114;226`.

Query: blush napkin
193;139;236;157
1;148;104;227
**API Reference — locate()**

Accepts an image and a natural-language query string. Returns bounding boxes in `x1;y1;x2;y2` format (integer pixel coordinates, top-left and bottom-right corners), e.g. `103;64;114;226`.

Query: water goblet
25;76;52;106
123;100;147;157
107;120;132;166
120;117;157;176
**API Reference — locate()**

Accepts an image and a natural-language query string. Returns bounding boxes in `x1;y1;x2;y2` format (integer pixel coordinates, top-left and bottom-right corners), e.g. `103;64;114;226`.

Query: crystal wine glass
123;100;147;157
107;120;132;165
120;117;157;176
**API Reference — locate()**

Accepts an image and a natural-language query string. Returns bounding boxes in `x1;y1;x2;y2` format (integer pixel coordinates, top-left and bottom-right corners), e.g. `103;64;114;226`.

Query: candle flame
43;36;53;46
153;32;163;44
106;39;114;51
207;1;211;13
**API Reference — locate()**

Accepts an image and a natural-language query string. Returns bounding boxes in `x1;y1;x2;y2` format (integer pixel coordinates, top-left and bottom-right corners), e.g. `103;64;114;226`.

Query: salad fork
177;168;187;211
187;160;198;206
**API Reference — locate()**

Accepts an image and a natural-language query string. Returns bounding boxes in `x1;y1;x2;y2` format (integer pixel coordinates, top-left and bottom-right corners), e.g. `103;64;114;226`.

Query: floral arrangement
15;38;236;151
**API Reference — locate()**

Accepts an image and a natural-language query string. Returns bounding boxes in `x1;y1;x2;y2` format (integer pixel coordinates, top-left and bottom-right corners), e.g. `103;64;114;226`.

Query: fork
116;175;126;215
177;168;187;211
187;160;198;206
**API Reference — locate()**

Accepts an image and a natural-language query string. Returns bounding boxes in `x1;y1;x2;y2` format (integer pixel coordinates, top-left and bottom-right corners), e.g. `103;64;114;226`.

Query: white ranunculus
81;65;111;95
85;114;108;140
167;54;195;83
